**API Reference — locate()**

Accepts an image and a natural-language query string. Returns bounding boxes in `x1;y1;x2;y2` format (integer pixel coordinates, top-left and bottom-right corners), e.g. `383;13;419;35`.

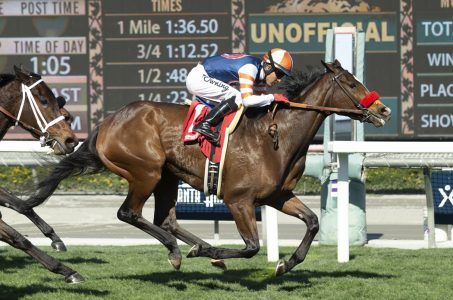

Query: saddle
182;99;244;198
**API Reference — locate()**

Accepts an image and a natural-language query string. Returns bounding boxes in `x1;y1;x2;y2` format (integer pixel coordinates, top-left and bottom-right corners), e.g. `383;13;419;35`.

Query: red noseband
360;91;380;108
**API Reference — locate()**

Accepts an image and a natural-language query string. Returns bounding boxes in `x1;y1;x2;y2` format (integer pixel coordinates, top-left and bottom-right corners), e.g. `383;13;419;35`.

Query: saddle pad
182;100;208;142
181;100;238;163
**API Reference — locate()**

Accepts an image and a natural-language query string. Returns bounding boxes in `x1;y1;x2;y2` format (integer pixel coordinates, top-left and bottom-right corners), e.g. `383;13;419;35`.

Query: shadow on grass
0;249;109;299
61;256;108;265
0;283;109;299
117;268;395;291
0;253;48;274
368;233;384;240
0;253;107;273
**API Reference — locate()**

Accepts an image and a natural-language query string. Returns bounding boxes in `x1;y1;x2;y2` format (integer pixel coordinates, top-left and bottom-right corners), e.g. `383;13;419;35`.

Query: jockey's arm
237;64;274;108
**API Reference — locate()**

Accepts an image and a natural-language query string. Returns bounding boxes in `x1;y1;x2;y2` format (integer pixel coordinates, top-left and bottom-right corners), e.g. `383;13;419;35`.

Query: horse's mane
244;67;325;120
278;67;325;101
0;70;42;89
0;74;16;88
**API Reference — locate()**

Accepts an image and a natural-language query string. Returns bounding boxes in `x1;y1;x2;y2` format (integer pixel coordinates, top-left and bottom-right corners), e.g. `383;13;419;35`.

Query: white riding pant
186;64;242;107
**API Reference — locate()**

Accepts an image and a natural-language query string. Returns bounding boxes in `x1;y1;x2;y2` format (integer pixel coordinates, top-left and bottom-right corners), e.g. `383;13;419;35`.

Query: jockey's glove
273;94;290;105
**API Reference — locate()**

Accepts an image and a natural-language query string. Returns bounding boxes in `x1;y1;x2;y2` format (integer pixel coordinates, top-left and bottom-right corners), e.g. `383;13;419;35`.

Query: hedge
0;166;426;195
295;167;426;194
0;166;128;196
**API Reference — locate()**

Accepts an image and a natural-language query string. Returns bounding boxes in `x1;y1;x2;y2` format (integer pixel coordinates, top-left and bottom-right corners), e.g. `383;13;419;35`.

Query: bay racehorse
0;66;83;283
25;60;390;276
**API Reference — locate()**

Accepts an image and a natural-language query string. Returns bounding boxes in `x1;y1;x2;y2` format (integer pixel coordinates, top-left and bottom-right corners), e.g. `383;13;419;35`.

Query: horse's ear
13;64;22;75
13;64;30;82
321;60;335;73
56;96;66;108
333;59;342;68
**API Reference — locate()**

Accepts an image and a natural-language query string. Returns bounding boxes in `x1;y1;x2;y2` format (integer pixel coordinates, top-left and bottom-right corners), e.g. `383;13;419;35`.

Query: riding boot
194;96;238;144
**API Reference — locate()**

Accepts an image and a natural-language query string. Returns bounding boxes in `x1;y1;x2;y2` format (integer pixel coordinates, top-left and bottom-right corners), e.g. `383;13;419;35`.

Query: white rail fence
0;141;60;166
3;141;453;263
329;141;453;263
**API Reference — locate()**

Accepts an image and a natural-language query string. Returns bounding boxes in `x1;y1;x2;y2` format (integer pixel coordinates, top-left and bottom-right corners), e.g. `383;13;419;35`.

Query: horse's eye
39;95;48;106
349;83;357;89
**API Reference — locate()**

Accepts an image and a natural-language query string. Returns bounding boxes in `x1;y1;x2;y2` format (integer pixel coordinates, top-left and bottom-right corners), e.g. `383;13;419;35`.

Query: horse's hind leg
153;169;226;269
116;178;182;269
268;192;319;276
0;212;84;283
187;198;260;260
0;188;66;251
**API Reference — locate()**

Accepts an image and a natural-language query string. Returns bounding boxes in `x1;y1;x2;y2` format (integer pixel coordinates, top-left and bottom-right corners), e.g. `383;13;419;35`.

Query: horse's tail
24;127;105;209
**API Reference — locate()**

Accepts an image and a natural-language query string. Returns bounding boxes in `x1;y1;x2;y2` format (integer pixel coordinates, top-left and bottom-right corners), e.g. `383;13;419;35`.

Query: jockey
186;48;293;144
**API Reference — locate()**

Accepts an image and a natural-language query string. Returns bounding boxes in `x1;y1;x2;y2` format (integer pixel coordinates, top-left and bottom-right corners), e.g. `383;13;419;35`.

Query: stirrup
194;122;220;144
196;129;220;145
206;134;220;145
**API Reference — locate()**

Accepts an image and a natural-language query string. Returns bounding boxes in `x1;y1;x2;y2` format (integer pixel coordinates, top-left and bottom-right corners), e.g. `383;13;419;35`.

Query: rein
267;101;363;150
268;70;380;149
288;101;365;116
0;106;43;136
287;71;375;118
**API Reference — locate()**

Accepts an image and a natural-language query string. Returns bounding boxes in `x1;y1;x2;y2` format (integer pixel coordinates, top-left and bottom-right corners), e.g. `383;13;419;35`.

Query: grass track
1;245;453;299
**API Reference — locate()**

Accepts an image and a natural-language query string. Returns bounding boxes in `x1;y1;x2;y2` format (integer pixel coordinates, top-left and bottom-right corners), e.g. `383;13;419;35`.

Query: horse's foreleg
0;214;84;283
117;180;182;270
187;201;260;260
23;209;67;251
0;188;66;251
269;192;319;276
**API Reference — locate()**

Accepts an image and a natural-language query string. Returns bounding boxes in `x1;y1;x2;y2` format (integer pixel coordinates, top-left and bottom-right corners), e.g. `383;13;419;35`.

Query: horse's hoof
65;272;85;284
187;244;201;258
51;241;67;252
275;259;287;276
210;259;227;270
168;253;182;270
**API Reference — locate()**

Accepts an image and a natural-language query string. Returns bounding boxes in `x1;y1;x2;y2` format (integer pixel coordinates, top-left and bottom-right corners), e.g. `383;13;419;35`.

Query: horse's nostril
381;107;391;116
65;137;78;149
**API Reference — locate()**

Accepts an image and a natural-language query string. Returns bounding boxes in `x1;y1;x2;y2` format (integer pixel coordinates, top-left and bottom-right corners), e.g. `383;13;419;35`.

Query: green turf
1;245;452;299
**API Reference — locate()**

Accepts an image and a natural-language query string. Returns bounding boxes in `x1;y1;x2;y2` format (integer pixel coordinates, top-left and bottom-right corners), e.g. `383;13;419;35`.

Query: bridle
0;79;66;146
268;69;381;150
288;70;380;122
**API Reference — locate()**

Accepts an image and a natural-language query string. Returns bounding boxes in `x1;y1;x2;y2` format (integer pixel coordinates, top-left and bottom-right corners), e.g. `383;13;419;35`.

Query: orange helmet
262;48;293;77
